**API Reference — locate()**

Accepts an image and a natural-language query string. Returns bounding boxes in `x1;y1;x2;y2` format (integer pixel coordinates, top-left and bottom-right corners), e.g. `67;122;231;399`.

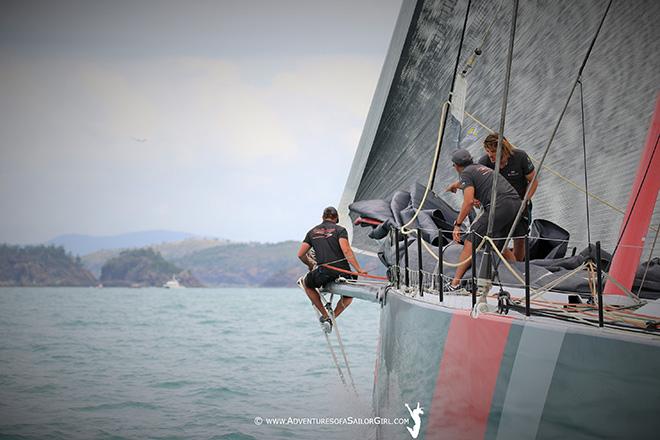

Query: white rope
529;263;588;301
637;224;659;297
400;101;450;236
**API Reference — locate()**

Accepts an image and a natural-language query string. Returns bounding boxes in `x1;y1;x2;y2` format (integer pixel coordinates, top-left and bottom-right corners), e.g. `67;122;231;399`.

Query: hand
445;182;457;193
357;269;367;276
472;199;481;208
452;226;462;243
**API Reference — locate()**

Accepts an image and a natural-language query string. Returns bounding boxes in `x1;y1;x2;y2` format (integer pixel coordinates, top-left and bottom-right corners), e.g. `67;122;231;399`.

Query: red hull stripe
425;311;512;440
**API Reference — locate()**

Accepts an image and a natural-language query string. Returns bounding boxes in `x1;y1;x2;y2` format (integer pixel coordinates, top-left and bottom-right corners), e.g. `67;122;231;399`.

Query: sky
0;0;402;244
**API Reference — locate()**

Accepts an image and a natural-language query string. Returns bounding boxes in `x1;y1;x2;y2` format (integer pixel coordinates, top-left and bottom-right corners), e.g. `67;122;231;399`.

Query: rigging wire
495;0;614;272
462;110;658;234
578;79;592;244
429;0;473;190
482;0;519;281
461;0;506;77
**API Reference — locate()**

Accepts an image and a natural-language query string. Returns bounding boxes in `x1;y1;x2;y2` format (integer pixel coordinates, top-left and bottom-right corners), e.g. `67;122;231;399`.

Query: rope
402;0;473;232
603;271;640;302
400;101;450;235
321;264;388;281
463;109;657;233
637;224;660;297
529;263;588;301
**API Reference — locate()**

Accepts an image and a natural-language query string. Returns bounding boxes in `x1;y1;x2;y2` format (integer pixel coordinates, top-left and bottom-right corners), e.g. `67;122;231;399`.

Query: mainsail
339;0;660;262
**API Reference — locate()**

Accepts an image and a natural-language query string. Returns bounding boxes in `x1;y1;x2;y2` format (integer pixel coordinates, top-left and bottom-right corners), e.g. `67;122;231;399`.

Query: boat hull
373;290;660;439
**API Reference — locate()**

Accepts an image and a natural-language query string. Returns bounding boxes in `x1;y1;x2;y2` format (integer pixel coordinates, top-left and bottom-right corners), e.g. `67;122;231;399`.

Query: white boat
163;275;184;289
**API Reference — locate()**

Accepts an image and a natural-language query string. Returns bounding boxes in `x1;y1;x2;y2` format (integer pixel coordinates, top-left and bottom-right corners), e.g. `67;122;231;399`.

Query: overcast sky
0;0;402;244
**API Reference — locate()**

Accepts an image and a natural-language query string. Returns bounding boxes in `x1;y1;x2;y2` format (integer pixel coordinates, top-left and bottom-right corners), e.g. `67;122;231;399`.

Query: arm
445;180;461;193
297;242;315;271
453;186;475;243
525;169;539;199
339;237;366;274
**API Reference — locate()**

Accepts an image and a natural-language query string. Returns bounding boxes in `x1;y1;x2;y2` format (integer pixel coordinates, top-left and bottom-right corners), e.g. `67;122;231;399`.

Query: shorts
465;198;522;250
304;266;354;289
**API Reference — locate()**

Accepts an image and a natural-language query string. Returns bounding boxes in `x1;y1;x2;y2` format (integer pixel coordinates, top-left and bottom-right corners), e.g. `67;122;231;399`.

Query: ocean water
0;288;381;440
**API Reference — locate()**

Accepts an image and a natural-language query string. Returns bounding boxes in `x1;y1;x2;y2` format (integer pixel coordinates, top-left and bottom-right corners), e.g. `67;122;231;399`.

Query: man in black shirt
446;149;519;289
297;207;365;332
478;133;538;260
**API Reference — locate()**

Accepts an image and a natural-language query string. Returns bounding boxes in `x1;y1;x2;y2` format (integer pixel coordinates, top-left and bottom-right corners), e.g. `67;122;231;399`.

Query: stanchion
404;234;409;287
471;231;477;307
525;234;530;317
394;228;400;290
438;230;444;303
596;241;604;327
417;228;423;296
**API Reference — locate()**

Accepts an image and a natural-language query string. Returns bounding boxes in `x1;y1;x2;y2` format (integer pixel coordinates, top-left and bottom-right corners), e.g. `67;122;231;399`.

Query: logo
405;402;424;439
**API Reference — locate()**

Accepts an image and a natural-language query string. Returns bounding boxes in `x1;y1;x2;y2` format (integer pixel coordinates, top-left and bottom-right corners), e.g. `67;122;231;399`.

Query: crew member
445;149;520;289
297;206;365;332
478;133;538;260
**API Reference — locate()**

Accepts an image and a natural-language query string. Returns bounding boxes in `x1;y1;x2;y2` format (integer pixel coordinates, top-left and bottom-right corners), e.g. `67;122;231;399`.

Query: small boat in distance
163;275;184;289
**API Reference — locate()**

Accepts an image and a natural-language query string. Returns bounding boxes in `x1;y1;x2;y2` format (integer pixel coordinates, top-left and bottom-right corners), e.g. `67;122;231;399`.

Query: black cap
451;149;473;166
323;206;338;219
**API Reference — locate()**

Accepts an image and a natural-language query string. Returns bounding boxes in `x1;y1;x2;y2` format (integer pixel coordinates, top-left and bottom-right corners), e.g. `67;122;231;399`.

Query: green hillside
82;237;228;277
173;241;302;287
0;244;97;287
100;248;202;287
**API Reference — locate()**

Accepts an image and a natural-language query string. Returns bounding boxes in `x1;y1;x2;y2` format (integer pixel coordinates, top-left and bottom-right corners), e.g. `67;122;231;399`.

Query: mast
604;93;660;304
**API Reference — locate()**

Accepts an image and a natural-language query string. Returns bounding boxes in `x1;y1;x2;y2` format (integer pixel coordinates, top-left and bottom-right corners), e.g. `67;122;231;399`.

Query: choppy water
0;288;380;440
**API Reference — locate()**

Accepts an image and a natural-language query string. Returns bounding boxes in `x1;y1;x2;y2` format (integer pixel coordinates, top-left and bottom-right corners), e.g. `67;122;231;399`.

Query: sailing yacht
322;0;660;438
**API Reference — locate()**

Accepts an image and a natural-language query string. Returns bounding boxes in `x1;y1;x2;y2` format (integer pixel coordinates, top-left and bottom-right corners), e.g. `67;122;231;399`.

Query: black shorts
465;198;522;250
304;267;355;289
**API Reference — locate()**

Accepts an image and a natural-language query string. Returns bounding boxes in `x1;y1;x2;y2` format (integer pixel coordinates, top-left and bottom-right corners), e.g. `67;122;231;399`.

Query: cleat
319;316;333;334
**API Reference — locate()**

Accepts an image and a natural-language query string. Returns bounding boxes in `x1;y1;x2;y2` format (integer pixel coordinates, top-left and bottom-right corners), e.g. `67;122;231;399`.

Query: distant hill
48;230;199;256
82;237;230;277
100;248;202;288
82;238;386;288
172;241;386;287
0;244;97;287
173;241;302;287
